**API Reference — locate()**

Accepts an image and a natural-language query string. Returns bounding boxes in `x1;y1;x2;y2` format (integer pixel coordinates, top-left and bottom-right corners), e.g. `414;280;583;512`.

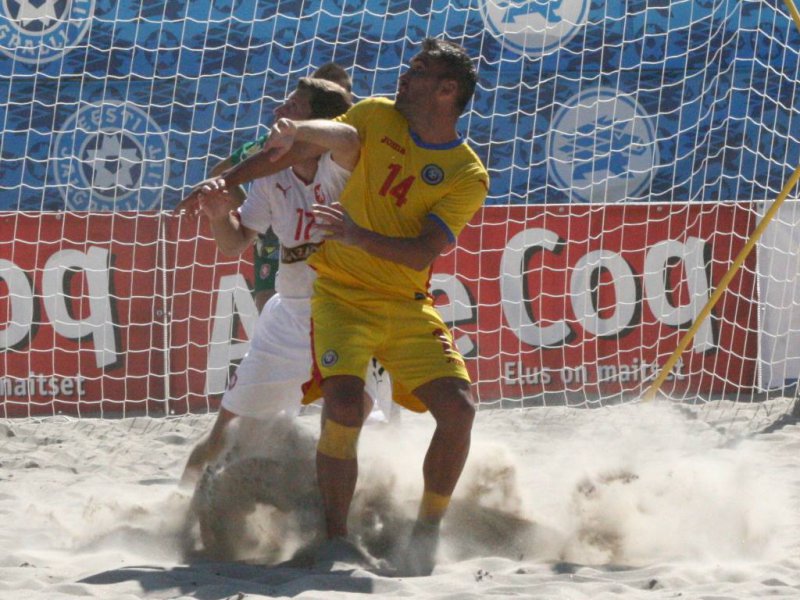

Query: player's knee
322;375;367;425
446;392;475;426
421;379;476;426
448;399;475;440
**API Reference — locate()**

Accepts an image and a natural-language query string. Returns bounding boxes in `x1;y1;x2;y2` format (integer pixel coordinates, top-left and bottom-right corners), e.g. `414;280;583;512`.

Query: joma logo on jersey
0;0;95;64
547;87;660;203
53;103;168;211
479;0;589;57
380;136;406;155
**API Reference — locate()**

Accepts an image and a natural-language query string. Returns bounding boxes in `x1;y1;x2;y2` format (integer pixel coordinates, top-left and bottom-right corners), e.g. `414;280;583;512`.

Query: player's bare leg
316;375;366;539
180;406;237;487
404;376;476;574
254;289;272;314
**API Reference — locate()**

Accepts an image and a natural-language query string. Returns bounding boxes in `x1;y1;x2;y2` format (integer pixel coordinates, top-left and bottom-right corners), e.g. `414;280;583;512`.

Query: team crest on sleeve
0;0;95;64
53;103;167;211
421;164;444;185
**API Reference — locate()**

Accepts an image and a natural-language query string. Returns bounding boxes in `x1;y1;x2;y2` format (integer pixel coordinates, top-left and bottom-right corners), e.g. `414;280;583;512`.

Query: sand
2;399;800;599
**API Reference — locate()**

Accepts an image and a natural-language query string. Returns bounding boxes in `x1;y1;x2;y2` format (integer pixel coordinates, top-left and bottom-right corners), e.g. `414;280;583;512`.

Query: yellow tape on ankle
318;419;360;460
419;490;451;522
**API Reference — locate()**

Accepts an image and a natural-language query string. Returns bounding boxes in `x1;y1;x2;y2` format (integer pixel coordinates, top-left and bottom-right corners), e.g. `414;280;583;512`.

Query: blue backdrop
0;0;797;210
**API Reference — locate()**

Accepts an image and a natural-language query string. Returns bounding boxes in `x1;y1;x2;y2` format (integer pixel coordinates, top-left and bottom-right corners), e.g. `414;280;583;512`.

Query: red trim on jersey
422;267;435;301
301;317;323;396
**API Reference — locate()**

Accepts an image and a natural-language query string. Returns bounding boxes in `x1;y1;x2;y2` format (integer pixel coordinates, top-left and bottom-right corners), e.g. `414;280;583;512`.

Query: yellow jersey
308;97;489;298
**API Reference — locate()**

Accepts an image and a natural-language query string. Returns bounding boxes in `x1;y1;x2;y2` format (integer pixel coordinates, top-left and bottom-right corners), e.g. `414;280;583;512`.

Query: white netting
1;0;800;431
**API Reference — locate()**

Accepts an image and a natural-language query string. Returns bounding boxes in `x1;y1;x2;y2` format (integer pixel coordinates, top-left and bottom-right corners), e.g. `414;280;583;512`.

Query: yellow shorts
302;277;470;413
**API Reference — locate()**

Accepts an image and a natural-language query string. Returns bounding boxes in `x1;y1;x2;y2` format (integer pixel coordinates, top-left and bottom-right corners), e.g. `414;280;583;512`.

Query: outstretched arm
313;202;450;271
265;118;361;171
175;143;321;217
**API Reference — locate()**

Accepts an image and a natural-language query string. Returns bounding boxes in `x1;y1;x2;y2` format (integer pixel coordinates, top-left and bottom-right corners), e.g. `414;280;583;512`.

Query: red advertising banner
1;204;758;416
433;204;758;402
0;213;165;416
0;212;251;417
165;215;255;415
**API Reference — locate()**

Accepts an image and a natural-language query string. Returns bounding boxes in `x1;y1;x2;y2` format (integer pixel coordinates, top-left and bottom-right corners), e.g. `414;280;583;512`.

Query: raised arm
265;118;361;171
175;142;322;217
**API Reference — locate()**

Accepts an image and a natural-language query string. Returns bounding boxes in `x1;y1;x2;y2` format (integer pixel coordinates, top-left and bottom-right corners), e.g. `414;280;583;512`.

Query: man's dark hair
312;62;352;94
419;37;478;114
297;77;353;119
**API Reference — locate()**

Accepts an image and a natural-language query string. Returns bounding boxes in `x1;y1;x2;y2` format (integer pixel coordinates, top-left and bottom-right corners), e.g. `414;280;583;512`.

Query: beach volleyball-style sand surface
2;400;800;599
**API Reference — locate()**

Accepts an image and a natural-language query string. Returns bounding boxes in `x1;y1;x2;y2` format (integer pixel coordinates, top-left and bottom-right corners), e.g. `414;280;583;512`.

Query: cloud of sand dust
62;403;790;571
504;403;794;566
181;413;543;566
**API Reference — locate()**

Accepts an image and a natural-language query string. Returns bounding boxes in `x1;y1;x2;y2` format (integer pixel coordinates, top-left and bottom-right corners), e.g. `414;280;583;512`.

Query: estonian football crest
0;0;95;64
547;87;660;203
53;103;167;211
479;0;590;57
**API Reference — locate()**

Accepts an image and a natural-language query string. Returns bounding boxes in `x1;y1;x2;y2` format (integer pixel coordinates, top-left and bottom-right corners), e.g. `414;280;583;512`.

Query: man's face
274;89;313;121
395;54;445;117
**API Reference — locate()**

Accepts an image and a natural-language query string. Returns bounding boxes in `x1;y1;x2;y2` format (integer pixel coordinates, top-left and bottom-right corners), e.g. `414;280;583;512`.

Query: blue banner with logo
0;0;797;210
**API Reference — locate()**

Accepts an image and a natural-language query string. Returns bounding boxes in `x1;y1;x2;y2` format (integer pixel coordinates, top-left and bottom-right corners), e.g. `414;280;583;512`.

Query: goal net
1;0;800;431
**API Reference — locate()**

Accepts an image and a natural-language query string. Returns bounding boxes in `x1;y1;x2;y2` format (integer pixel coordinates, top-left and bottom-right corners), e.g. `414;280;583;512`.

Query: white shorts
221;294;312;420
221;293;394;422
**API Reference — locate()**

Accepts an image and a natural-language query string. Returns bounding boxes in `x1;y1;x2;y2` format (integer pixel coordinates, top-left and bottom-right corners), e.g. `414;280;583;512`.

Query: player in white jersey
207;62;353;314
181;77;392;485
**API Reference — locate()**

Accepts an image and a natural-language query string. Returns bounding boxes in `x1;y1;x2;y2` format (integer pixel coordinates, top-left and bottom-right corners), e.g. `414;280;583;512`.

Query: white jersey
222;152;394;423
238;151;349;299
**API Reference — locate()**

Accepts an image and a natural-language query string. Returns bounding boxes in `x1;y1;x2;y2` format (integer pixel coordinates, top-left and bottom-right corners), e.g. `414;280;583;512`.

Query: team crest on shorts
53;102;167;210
421;164;444;185
0;0;95;64
321;350;338;367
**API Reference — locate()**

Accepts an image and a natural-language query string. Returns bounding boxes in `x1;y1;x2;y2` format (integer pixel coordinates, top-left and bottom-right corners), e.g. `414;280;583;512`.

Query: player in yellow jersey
180;38;488;574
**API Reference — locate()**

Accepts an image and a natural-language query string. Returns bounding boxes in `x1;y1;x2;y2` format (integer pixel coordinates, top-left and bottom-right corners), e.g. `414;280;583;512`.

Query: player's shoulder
342;96;396;123
249;168;293;196
442;142;489;194
353;96;393;110
444;138;487;176
462;144;488;178
361;96;394;109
